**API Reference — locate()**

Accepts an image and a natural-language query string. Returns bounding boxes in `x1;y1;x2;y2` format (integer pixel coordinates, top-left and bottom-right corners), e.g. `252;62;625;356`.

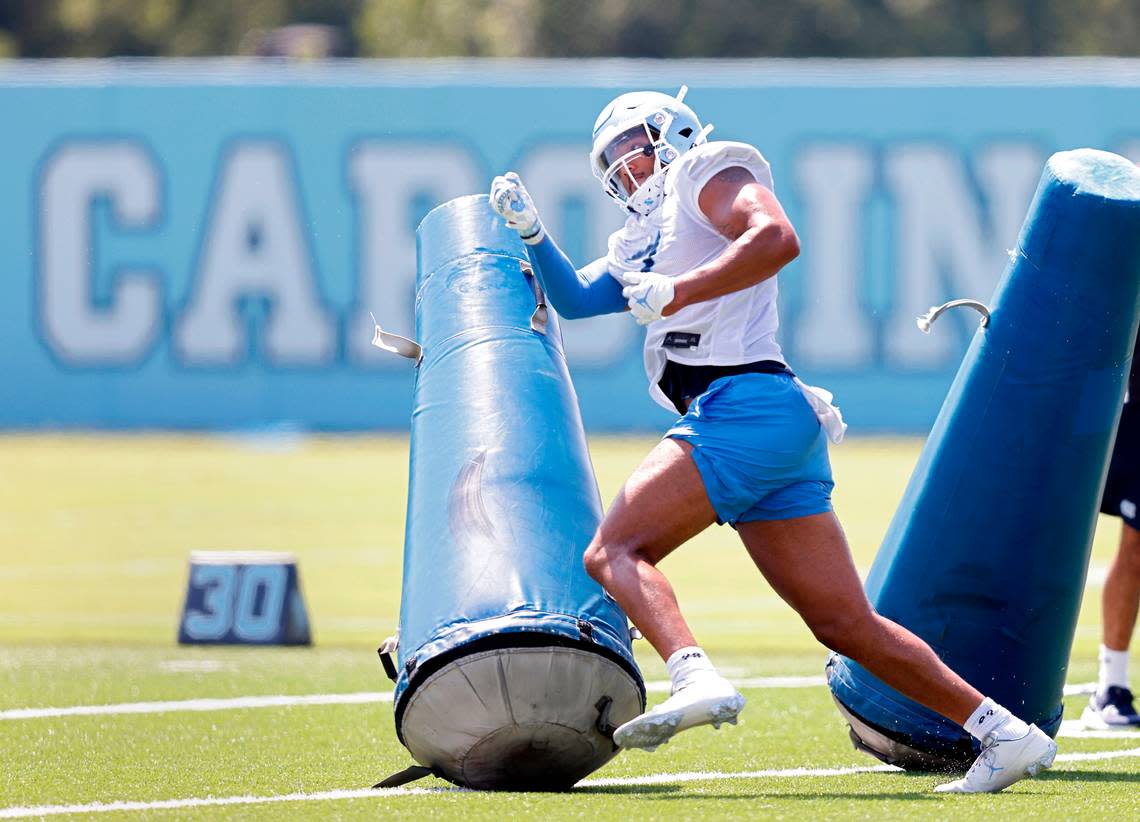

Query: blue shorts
666;372;835;526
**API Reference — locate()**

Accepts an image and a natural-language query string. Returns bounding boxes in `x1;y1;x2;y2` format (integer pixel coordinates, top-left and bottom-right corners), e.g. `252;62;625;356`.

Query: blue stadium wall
2;59;1138;432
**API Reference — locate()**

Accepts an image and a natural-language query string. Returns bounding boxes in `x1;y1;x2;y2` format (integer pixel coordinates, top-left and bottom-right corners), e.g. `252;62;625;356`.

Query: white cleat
613;676;745;751
933;724;1057;794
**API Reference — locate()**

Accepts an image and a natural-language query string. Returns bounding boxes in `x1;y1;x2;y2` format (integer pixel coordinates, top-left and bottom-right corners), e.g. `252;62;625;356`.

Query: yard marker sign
177;551;311;645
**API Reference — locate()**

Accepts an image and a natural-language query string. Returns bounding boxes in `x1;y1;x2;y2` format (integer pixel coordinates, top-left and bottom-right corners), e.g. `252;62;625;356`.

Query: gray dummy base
400;645;644;790
831;694;974;772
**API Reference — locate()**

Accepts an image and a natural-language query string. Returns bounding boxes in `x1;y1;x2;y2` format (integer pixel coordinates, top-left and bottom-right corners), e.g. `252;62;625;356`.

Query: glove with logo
489;172;545;245
622;272;676;325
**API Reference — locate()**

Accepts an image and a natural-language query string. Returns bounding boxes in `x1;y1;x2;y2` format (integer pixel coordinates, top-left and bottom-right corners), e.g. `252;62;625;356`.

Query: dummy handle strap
595;696;620;751
373;765;435;789
916;299;991;334
521;261;548;335
369;313;422;364
377;634;399;682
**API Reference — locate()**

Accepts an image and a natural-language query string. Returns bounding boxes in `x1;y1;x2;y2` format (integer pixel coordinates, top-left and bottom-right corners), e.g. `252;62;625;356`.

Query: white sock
963;697;1030;742
665;646;717;692
1099;644;1130;694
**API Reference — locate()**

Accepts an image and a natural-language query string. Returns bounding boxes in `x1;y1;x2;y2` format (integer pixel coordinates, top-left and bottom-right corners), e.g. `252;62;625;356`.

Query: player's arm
491;173;626;318
525;240;626;319
665;167;799;315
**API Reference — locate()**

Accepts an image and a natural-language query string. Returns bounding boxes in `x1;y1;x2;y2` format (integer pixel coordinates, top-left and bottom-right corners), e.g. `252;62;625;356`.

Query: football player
490;87;1055;793
1085;334;1140;728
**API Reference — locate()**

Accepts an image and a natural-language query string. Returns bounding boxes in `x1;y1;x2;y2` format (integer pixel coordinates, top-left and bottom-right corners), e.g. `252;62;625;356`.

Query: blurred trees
355;0;536;57
0;0;1136;58
0;1;363;57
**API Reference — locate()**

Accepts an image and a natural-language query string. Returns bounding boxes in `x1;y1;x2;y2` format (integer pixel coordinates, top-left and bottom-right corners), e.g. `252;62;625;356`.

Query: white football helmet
590;85;712;216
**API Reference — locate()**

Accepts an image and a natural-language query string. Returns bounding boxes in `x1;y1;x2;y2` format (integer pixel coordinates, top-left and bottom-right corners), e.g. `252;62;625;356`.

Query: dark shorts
1102;402;1140;528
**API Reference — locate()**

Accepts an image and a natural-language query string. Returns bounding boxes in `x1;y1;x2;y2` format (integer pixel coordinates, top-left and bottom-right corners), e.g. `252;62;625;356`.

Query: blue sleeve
524;235;627;319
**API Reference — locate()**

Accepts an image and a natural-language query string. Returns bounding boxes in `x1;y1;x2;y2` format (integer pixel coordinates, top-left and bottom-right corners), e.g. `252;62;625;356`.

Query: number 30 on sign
178;551;311;645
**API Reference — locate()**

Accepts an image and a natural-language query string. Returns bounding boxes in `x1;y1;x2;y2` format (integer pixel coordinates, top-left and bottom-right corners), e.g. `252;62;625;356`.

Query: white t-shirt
603;141;785;413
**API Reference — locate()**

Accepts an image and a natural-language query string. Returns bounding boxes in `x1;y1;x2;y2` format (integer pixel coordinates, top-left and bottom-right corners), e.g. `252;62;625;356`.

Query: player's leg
1103;522;1140;650
582;437;744;750
1086;521;1140;727
737;509;1056;793
737;511;983;722
605;372;837;751
582;436;715;659
1085;391;1140;729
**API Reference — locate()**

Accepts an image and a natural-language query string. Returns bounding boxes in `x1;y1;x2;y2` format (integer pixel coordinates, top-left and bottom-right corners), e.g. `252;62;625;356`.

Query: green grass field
2;434;1138;820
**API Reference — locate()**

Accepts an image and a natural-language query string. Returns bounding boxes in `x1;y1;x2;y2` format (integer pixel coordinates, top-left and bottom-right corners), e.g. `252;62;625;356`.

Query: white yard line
0;692;391;720
1058;719;1140;739
157;660;235;674
0;765;897;819
1;675;826;721
0;787;439;820
578;764;899;787
1055;745;1140;762
5;749;1140;820
0;676;1107;721
1063;681;1097;696
646;674;826;693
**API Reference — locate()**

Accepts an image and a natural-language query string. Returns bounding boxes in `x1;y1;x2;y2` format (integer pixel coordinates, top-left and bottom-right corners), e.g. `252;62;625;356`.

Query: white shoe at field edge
613;675;745;751
933;724;1057;794
1080;686;1140;730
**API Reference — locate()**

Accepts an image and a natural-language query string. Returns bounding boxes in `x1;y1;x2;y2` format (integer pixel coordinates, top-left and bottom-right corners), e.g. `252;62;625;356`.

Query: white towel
793;378;847;444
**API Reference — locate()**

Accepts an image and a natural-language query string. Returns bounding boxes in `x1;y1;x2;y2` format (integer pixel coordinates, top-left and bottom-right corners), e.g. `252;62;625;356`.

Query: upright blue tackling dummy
828;150;1140;769
384;195;643;790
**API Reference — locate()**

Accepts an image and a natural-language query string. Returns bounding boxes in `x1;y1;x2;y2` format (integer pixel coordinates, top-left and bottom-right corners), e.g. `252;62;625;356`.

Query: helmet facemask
598;120;675;216
590;86;711;217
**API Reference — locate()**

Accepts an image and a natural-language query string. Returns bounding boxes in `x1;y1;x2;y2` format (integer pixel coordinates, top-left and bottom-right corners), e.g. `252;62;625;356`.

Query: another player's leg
1084;521;1140;728
582;437;744;751
737;510;1056;793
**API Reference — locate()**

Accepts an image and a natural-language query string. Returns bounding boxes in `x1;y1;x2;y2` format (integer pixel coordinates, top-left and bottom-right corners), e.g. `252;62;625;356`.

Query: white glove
622;272;676;325
490;172;545;245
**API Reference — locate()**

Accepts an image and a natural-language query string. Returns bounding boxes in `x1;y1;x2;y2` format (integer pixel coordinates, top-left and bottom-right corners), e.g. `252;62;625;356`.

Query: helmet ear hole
678;127;693;138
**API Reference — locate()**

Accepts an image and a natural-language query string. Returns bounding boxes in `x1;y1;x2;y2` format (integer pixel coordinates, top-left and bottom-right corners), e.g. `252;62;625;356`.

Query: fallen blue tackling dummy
373;195;644;791
828;149;1140;769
